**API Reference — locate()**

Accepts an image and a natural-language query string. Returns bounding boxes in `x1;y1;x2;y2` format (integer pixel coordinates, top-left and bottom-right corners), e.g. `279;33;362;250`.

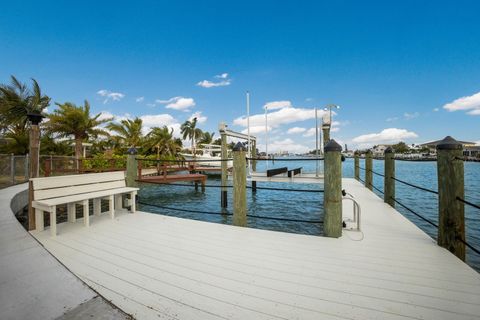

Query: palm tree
198;131;215;145
106;117;143;150
0;76;50;131
46;101;111;159
145;126;182;158
180;117;202;153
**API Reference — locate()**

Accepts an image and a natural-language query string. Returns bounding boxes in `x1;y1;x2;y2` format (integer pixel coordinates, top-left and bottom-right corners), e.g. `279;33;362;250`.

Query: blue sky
1;1;479;152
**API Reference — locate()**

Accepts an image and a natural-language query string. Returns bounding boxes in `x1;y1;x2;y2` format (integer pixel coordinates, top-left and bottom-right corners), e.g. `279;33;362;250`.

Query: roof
420;139;476;147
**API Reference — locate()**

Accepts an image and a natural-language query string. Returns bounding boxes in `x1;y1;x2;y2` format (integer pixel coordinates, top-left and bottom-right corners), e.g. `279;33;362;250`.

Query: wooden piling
233;142;247;227
436;136;465;261
221;131;228;208
354;152;359;181
28;123;40;231
251;181;257;193
384;147;395;207
126;151;138;188
365;150;373;191
323;139;342;238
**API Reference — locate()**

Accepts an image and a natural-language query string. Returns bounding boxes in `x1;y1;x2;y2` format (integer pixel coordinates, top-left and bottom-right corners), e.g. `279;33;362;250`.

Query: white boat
180;144;233;167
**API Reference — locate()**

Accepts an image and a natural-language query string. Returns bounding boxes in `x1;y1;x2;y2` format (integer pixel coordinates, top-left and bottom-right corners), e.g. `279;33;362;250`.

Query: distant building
372;144;392;157
464;146;480;159
420;139;476;155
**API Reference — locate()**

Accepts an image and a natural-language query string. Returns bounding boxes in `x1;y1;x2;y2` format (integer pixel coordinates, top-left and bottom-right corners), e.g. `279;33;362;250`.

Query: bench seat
32;187;138;210
30;171;139;237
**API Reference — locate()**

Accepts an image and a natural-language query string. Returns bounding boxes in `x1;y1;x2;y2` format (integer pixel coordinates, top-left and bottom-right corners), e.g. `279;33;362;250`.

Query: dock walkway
30;178;480;320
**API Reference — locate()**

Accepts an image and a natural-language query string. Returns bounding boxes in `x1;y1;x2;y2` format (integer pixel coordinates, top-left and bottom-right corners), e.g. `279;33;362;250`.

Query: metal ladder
342;190;361;231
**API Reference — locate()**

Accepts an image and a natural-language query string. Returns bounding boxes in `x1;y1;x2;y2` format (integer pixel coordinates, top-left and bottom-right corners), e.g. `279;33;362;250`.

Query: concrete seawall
0;184;130;320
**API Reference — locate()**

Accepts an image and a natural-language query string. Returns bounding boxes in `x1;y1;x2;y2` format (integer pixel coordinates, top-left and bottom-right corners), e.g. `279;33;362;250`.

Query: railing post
10;154;15;185
354;152;359;181
220;129;228;208
365;150;373;190
232;142;247;227
436;136;465;261
323;139;343;238
126;148;138;188
24;154;29;180
384;147;395;207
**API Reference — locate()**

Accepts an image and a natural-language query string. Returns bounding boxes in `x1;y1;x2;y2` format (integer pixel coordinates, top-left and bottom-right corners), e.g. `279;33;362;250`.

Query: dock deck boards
31;178;480;320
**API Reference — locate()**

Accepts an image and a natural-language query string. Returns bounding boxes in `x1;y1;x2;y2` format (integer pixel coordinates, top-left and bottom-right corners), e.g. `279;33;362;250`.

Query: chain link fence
0;154;29;189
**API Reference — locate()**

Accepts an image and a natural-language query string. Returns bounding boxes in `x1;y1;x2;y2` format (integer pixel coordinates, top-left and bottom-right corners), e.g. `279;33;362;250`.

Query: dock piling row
436;136;465;261
384;147;395;207
323;139;343;238
233;143;247;227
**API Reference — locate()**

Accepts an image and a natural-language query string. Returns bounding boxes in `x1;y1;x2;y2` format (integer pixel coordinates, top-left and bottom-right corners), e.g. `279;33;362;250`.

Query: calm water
138;158;480;272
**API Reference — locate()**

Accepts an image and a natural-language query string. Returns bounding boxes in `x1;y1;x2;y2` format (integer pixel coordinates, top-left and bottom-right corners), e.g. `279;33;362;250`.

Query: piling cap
324;139;342;152
436;136;462;150
384;147;394;154
233;142;246;152
127;147;138;155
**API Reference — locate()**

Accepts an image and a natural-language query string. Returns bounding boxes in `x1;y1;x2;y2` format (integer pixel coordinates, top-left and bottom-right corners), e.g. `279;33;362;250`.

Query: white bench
31;171;139;237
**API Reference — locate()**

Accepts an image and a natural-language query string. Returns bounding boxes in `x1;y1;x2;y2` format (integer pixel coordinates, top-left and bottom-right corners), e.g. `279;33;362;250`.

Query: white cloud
467;109;480;115
303;128;317;137
234;107;326;128
287;127;306;134
241;125;272;135
97;111;115;122
139;114;180;136
263;100;292;110
443;91;480;115
386;117;399;122
476;140;480;146
97;89;125;104
215;73;229;79
352;128;418;145
156;96;196;111
259;138;310;154
189;111;207;124
136;97;144;103
404;112;419;120
197;73;231;88
305;98;313;102
433;108;439;112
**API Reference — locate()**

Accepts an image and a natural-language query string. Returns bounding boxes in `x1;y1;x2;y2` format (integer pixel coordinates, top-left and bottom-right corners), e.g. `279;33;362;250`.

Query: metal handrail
342;194;361;231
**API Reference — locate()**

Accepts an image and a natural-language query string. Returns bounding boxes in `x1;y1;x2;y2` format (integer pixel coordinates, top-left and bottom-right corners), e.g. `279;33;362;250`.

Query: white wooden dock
30;178;480;320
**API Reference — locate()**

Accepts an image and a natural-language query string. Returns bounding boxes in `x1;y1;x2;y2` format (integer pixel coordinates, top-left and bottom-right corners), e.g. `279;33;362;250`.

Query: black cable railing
136;158;233;162
391;177;438;195
137;181;234;188
138;201;323;224
246;186;324;193
456;196;480;210
246;157;324;161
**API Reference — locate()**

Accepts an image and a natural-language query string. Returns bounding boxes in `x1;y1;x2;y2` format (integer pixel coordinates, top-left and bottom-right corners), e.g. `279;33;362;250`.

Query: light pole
322;104;340;146
324;104;340;124
264;105;268;169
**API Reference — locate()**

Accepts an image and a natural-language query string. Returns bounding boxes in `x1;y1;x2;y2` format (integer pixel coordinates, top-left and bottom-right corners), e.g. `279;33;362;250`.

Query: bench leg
130;192;137;213
83;200;89;227
50;206;56;237
94;198;101;216
67;203;76;223
109;195;115;219
115;194;123;210
35;209;44;231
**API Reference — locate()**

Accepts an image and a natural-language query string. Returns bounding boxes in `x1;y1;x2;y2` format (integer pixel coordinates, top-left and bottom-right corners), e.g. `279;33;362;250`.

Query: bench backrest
31;171;126;200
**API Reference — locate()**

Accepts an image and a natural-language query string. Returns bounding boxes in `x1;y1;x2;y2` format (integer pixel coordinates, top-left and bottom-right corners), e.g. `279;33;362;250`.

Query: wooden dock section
30;178;480;320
